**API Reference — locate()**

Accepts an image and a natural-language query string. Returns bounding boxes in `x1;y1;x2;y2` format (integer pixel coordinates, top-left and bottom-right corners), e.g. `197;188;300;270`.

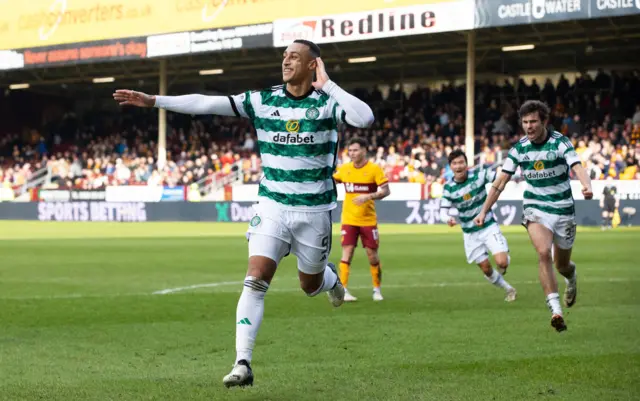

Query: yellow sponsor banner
0;0;456;51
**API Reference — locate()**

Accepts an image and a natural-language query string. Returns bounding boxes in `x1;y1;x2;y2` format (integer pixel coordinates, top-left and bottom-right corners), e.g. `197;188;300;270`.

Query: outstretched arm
113;90;237;116
155;94;237;116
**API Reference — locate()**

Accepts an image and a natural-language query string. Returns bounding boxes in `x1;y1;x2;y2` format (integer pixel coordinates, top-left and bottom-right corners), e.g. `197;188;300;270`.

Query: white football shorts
463;222;510;264
246;202;333;275
522;207;577;250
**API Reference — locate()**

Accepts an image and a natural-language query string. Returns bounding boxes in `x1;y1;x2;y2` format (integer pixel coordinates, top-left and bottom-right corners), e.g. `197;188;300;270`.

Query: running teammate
474;100;593;332
440;150;517;302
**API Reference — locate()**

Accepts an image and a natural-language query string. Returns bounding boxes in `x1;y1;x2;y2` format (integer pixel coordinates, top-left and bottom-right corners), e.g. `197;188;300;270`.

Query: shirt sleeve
228;91;257;120
439;208;452;223
154;94;236;116
560;137;581;168
374;164;388;186
501;147;519;174
333;104;348;125
323;81;374;128
440;187;453;208
483;168;497;184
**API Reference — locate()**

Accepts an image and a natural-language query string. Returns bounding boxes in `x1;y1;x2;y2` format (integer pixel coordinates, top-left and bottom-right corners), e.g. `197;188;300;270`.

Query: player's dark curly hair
347;137;368;148
448;149;467;164
518;100;551;122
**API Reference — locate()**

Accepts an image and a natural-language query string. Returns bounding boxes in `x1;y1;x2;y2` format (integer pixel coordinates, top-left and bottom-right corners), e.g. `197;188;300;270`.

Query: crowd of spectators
1;69;639;197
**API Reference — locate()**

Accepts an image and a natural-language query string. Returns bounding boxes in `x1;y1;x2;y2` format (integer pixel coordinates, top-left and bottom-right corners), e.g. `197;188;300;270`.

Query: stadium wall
4;181;639;204
1;200;639;226
231;181;640;202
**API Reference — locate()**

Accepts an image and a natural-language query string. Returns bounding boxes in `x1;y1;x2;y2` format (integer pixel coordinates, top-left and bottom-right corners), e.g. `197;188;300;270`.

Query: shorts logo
285;120;300;133
305;107;319;120
533;160;545;171
546;151;557;161
250;216;261;227
463;193;472;201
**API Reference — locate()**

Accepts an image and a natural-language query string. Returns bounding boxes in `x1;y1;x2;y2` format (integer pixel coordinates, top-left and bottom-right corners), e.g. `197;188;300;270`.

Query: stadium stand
1;69;639;198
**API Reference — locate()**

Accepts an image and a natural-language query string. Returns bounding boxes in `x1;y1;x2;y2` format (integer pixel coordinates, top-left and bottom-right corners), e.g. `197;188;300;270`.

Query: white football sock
308;265;338;296
486;269;513;291
235;276;268;364
546;293;563;316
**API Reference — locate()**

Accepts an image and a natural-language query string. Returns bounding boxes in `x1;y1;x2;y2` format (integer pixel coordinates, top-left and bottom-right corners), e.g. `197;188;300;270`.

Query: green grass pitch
1;222;639;401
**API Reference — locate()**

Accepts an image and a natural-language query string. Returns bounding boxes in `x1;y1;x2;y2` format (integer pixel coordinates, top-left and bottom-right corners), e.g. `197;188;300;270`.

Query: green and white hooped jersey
229;85;346;211
441;169;497;234
502;131;581;216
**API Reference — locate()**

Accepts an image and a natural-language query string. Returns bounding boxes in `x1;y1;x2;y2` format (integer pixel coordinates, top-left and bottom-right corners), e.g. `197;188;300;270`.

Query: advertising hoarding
475;0;640;28
273;1;475;46
0;0;454;51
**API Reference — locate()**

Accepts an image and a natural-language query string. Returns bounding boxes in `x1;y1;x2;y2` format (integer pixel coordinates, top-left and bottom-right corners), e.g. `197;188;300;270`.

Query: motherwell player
333;137;390;302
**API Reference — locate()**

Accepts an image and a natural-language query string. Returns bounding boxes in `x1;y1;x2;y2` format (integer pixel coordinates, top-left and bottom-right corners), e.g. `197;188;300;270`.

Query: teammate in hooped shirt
333;137;390;301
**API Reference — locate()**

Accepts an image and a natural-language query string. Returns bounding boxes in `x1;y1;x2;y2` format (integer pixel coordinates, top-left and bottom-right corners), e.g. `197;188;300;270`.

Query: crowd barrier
1;200;638;226
6;180;638;204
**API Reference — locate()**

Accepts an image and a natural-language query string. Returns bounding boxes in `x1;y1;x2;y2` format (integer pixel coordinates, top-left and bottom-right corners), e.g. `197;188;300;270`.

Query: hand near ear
312;57;330;90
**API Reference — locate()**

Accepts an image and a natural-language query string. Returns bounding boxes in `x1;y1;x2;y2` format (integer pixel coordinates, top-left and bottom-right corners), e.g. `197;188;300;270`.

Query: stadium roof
1;15;639;97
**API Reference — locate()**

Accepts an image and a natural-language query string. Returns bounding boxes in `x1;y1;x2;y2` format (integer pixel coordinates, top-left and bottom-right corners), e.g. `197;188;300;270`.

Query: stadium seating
1;70;639;196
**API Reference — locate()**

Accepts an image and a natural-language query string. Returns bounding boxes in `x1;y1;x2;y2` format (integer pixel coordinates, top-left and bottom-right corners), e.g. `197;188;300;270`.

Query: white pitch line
152;281;244;295
0;277;634;300
0;292;149;300
152;276;634;295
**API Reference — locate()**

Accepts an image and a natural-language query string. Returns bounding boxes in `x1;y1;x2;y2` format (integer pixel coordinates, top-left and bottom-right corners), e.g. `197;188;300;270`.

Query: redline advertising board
272;0;475;47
